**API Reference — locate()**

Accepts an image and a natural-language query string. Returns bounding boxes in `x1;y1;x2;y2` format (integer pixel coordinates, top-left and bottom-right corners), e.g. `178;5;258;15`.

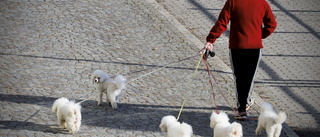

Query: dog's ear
210;121;216;128
159;121;167;132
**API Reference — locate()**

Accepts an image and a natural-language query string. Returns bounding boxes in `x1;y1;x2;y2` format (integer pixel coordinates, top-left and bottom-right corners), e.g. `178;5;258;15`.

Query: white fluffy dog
159;115;193;137
256;102;287;137
91;70;126;110
52;97;82;134
210;111;243;137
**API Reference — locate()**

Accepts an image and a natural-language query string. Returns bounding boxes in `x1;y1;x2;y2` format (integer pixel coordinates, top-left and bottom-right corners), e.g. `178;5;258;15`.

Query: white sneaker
246;97;254;111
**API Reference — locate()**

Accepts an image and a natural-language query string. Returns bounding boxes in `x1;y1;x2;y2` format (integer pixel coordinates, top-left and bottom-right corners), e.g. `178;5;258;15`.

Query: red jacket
206;0;277;49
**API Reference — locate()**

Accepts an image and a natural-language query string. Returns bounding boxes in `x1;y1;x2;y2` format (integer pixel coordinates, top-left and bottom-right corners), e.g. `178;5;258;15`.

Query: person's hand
205;42;213;52
203;42;215;60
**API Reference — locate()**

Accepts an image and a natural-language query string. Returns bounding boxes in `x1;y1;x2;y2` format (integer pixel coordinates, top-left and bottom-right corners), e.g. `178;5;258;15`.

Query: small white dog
159;115;193;137
52;97;82;134
256;102;287;137
210;111;243;137
91;70;126;110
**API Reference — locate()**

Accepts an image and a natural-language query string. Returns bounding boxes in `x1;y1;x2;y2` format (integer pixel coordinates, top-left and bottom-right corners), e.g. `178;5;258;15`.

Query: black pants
230;49;261;112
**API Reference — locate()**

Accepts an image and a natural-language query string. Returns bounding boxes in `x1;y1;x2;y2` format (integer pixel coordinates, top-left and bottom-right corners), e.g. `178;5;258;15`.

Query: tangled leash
202;54;237;114
177;48;239;120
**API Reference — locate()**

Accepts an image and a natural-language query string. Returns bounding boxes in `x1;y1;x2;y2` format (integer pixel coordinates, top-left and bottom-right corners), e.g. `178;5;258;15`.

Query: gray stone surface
156;0;320;136
0;0;318;136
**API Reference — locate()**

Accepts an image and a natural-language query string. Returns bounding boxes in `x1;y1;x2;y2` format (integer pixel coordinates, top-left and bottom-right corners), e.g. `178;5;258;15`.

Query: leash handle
203;50;215;60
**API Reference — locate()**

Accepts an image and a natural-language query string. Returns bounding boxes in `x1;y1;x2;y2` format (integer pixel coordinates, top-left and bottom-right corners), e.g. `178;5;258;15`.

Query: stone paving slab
156;0;320;136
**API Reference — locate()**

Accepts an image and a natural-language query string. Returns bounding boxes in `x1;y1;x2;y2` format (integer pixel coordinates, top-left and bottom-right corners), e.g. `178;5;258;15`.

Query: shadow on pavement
0;121;68;134
0;93;235;136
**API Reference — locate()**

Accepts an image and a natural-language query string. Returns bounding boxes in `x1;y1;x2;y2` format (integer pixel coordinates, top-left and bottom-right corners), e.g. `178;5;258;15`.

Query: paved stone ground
156;0;320;136
0;0;317;137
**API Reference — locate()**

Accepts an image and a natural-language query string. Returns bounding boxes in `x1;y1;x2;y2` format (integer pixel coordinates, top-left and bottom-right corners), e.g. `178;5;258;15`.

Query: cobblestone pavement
156;0;320;136
0;0;316;137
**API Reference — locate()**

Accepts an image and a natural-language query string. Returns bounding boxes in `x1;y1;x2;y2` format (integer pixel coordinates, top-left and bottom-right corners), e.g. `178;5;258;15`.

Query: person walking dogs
205;0;277;120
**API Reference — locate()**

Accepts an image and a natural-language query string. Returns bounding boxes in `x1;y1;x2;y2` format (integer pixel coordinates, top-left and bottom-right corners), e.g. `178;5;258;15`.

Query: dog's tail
114;75;126;90
73;100;82;111
275;111;287;124
229;122;243;137
52;97;69;113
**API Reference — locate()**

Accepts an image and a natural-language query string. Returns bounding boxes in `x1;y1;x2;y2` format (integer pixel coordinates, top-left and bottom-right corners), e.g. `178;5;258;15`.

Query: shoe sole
234;116;248;121
235;111;248;120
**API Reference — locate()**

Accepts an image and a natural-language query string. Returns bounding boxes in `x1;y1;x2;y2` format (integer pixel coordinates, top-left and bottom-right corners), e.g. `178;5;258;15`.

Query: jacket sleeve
206;0;231;43
262;3;277;39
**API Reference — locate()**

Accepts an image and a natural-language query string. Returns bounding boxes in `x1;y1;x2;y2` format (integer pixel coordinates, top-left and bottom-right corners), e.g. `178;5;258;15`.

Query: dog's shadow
80;101;234;137
0;94;57;108
0;94;234;136
0;120;69;134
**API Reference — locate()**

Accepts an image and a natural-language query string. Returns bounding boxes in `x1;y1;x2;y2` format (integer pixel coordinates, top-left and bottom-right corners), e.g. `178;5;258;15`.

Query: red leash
201;49;238;115
203;58;219;114
202;51;259;121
